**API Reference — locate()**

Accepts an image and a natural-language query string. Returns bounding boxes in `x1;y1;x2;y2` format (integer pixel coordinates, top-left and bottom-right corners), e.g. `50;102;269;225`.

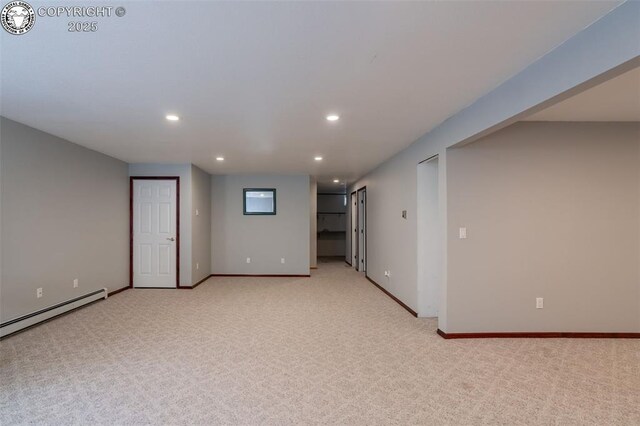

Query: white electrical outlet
196;262;199;270
281;258;285;264
536;297;544;309
73;278;78;288
36;288;43;298
459;227;467;239
195;209;199;216
246;257;251;264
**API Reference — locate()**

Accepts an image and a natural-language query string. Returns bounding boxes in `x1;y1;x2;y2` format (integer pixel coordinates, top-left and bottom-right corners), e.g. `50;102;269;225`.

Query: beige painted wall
447;121;640;332
0;118;129;322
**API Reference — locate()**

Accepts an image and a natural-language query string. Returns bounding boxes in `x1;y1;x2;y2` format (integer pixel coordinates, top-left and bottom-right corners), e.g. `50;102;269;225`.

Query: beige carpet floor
1;260;639;425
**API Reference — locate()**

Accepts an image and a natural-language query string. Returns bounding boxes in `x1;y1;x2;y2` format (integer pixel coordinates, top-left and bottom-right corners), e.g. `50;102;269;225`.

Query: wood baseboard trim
107;286;130;297
211;274;311;278
437;329;640;339
310;266;318;270
192;275;211;288
366;276;417;317
134;287;178;289
178;274;212;290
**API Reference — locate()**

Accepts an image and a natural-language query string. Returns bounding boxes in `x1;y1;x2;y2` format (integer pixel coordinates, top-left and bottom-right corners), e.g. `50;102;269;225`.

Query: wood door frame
356;186;367;273
130;176;180;288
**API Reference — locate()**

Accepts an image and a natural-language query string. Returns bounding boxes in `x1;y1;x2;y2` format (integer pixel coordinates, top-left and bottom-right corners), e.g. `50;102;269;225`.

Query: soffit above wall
524;67;640;122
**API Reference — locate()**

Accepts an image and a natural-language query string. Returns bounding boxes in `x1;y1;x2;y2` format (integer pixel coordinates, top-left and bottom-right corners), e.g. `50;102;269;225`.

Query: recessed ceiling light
216;157;224;161
326;114;340;122
165;114;180;121
314;156;323;161
333;179;340;183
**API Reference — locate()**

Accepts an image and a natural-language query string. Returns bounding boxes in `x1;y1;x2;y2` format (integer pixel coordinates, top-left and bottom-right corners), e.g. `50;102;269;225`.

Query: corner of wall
310;176;317;268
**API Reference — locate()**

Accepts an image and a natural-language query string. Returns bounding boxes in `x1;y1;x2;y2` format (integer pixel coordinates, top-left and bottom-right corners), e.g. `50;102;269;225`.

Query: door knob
166;237;175;241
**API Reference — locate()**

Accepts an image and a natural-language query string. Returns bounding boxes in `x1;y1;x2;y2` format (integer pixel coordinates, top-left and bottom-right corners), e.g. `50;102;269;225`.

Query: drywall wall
211;175;310;275
0;117;128;322
310;178;317;268
0;123;3;308
447;121;640;332
348;142;441;313
348;5;638;330
417;157;441;318
191;165;211;285
128;163;193;286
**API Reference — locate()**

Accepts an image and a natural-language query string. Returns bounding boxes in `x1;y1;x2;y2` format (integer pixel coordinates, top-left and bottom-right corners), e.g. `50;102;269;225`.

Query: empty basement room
1;1;639;425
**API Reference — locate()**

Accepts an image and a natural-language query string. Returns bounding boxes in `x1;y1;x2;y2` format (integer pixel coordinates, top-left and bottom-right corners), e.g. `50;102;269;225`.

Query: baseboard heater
0;288;108;338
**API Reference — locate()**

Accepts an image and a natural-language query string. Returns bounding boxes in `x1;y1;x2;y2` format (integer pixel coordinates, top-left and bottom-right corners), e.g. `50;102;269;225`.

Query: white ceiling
0;1;621;184
525;66;640;122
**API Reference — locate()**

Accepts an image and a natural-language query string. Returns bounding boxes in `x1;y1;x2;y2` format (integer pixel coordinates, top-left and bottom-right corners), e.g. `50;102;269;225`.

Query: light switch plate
536;297;544;309
459;227;467;239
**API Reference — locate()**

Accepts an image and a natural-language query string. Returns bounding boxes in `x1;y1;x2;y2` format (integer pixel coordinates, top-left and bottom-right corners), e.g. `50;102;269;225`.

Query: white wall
211;175;310;275
447;122;640;333
191;165;211;284
129;163;193;286
1;118;129;322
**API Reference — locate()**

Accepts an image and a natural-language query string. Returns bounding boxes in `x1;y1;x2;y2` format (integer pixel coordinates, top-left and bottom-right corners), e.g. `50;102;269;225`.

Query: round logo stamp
1;1;35;35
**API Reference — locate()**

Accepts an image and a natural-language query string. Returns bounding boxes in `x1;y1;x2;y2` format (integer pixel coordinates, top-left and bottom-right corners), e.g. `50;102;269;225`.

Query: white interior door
133;179;177;288
357;189;366;273
351;192;357;267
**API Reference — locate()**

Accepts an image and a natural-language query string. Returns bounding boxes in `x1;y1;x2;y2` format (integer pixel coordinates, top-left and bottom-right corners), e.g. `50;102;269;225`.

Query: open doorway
417;156;440;317
317;191;347;261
